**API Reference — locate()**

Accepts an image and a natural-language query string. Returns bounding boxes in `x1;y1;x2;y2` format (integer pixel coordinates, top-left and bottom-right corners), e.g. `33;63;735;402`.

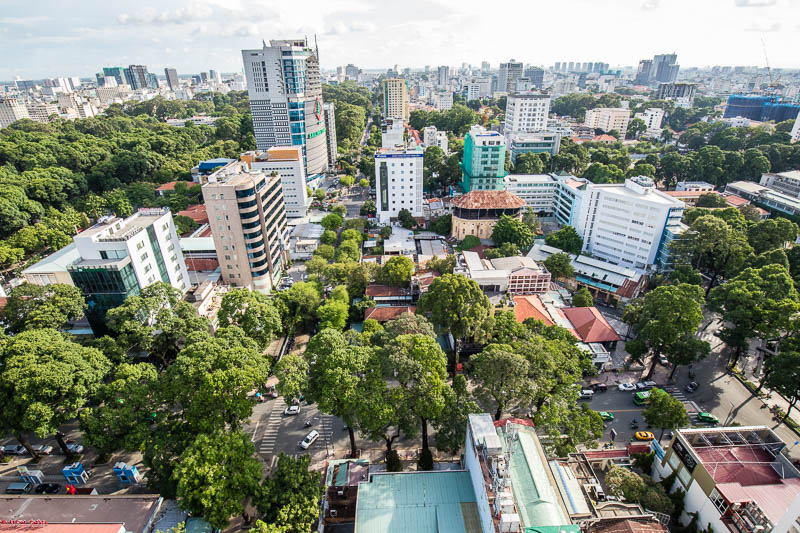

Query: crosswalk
259;398;285;457
664;387;688;402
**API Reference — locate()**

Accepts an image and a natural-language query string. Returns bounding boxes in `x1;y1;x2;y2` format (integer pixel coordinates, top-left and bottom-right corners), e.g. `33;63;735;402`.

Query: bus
633;391;651;406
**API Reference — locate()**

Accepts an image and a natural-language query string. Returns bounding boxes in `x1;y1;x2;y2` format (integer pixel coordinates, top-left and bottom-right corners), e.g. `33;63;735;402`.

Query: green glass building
460;126;507;192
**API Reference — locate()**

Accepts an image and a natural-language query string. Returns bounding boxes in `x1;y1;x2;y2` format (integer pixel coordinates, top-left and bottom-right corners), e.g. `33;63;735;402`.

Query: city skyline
2;0;799;80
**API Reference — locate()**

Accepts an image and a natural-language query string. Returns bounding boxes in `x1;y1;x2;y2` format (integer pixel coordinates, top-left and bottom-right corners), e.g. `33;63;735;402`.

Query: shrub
417;448;434;471
386;450;402;472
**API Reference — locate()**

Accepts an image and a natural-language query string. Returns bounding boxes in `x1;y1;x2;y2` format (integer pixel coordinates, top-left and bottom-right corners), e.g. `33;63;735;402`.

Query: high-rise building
433;91;453;111
498;60;524;93
0;97;30;128
124;65;150;90
481;61;491;74
554;62;562;71
437;65;449;87
164;68;179;91
634;108;665;132
243;147;310;218
375;148;424;224
345;64;360;80
504;91;551;137
656;82;697;105
102;67;126;86
523;67;544;88
25;102;59;123
383;78;409;121
209;69;221;83
201;160;289;293
67;208;190;331
584;107;630;135
653;53;679;83
634;60;652;85
460;125;507;192
241;39;328;179
322;102;337;170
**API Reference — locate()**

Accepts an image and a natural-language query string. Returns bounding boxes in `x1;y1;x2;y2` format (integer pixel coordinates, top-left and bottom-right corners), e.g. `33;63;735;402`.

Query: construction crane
761;36;782;94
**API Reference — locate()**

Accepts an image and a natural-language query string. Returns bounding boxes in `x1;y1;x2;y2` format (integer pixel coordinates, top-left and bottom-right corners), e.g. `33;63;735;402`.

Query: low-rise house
454;251;551;294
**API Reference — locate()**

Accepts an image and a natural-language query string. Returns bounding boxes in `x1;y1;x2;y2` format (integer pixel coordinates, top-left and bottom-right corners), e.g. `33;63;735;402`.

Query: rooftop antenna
314;34;319;61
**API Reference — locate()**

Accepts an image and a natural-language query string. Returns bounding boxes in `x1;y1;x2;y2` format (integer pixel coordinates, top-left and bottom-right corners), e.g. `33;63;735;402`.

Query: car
588;382;608;392
31;444;53;455
65;443;84;454
300;430;319;449
617;383;636;392
579;390;595;400
1;444;27;455
685;381;699;393
284;405;300;416
634;431;655;441
34;483;60;494
658;355;670;366
636;381;657;391
598;411;615;421
5;482;32;494
697;412;719;424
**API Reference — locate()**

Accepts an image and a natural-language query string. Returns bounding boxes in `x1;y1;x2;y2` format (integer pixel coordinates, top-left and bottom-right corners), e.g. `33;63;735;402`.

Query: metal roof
22;242;80;274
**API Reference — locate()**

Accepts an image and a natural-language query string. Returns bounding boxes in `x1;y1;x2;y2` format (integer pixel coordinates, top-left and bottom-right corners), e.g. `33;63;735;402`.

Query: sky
1;0;799;80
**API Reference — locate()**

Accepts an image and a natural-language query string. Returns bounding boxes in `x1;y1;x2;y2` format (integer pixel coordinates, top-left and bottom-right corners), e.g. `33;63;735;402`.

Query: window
140;252;149;262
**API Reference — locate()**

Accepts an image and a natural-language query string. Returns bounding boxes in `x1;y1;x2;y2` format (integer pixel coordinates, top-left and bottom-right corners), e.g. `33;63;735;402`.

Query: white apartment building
498;60;524;93
792;112;800;143
25;102;59;123
504;92;551;138
202;161;289;293
760;170;800;198
0;97;29;128
573;176;685;269
465;83;481;101
243;147;309;218
383;78;409;121
423;126;448;154
503;174;560;213
584;107;631;135
634;107;664;130
433;91;454;111
322;102;337;170
375;148;424;224
381;119;405;149
676;181;715;192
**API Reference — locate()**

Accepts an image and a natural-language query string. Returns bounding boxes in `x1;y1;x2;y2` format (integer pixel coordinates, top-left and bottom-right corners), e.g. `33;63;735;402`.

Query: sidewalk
735;348;800;432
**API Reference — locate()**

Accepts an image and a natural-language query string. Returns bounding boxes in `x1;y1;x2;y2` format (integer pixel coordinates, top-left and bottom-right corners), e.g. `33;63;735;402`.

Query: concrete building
759;170;800;199
727;180;800;216
498;60;524;93
22;242;81;286
504;91;551;138
322;102;337;170
656;82;697;106
241;39;328;179
25;101;59;123
437;65;449;87
164;68;179;91
432;91;453;111
653;53;680;83
242;146;309;217
450;190;526;240
524;66;545;88
503;174;560;213
201;161;289;293
634;108;664;130
653;426;800;533
375;148;424;224
380;119;406;149
0;97;29;128
454;251;551;294
584;108;630;135
423;125;448;153
67;208;190;331
507;132;561;161
792;113;800;143
676;181;715;192
460;125;507;191
383;78;409;121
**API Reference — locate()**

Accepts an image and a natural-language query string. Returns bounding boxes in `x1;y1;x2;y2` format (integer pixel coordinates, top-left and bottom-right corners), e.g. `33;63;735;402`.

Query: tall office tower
146;73;159;89
460;125;507;192
437;65;449;87
243;146;310;217
584;107;630;135
164;68;179;91
481;61;491;74
656;82;697;105
498;60;524;93
336;66;344;81
567;61;575;72
383;78;409;121
209;69;221;83
201;161;289;293
124;65;151;90
653;53;679;83
375;148;424;224
554;62;561;71
634;60;653;85
424;65;431;73
241;39;328;179
345;63;360;80
504;92;551;137
103;67;126;86
0;97;30;128
200;72;209;83
322;102;337;170
67;208;190;332
523;67;544;88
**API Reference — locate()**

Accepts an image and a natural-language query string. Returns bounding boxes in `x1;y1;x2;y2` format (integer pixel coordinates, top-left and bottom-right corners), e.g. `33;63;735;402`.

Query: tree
431;214;452;235
643;388;689;439
484;242;521;259
320;213;343;231
572;287;593;307
174;430;261;530
433;374;480;455
377;255;415;287
336;239;360;262
583;162;625;184
669;265;702;286
543;252;575;280
314;243;335;261
764;350;800;420
314;188;325;201
218;288;281;348
606;466;647;501
2;282;86;333
315;300;349;330
695;193;727;208
512;152;545;174
456;235;481;251
273;353;309;401
320;230;337;245
256;454;321;533
340;228;362;243
626;118;647;140
0;329;110;457
398;208;415;229
545;226;583;254
747;218;798;255
491;214;534;250
276;282;322;331
339;175;354;188
359;178;369;188
739;204;762;223
470;344;532;420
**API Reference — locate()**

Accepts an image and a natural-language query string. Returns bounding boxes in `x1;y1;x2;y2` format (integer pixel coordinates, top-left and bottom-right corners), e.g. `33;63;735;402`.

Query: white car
617;383;636;392
284;405;300;416
65;443;84;454
31;444;53;455
1;444;26;455
300;430;319;450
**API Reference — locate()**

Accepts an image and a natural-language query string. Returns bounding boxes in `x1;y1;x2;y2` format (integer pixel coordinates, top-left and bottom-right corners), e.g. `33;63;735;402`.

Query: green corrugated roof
355;471;479;533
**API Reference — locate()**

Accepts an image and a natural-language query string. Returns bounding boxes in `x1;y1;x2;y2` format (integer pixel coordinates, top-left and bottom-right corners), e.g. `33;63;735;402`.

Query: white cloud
735;0;777;6
745;21;781;31
642;0;659;9
117;4;214;26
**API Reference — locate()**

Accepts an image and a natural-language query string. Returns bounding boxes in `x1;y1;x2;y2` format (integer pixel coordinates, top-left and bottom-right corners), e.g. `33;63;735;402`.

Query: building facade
584;108;631;136
792;113;800;143
433;91;453;111
504;91;551;138
67;208;189;331
241;39;328;179
524;66;544;88
242;147;309;218
201;161;289;293
656;82;697;105
450;190;526;240
164;68;179;91
498;60;524;93
383;78;409;121
507;132;561;161
0;97;30;128
460;125;507;191
759;171;800;198
322;102;337;170
375;148;424;224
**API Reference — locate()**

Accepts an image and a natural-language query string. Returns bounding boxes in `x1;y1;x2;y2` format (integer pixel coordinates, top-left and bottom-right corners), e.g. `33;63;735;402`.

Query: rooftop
22;242;80;275
365;284;412;298
364;306;417;322
177;204;209;225
78;209;170;242
354;471;481;533
514;295;554;325
561;307;621;344
504;174;558;185
451;190;526;210
155;181;178;192
205;160;274;187
727;181;768;194
587;518;669;533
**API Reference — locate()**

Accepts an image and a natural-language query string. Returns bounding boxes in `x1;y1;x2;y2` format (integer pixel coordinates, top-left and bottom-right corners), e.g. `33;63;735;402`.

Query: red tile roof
364;306;416;322
592;134;617;143
451;190;526;210
694;445;781;486
365;284;412;298
724;194;750;207
178;203;209;225
156;181;178;192
494;417;535;428
589;519;669;533
562;307;621;343
513;295;554;325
